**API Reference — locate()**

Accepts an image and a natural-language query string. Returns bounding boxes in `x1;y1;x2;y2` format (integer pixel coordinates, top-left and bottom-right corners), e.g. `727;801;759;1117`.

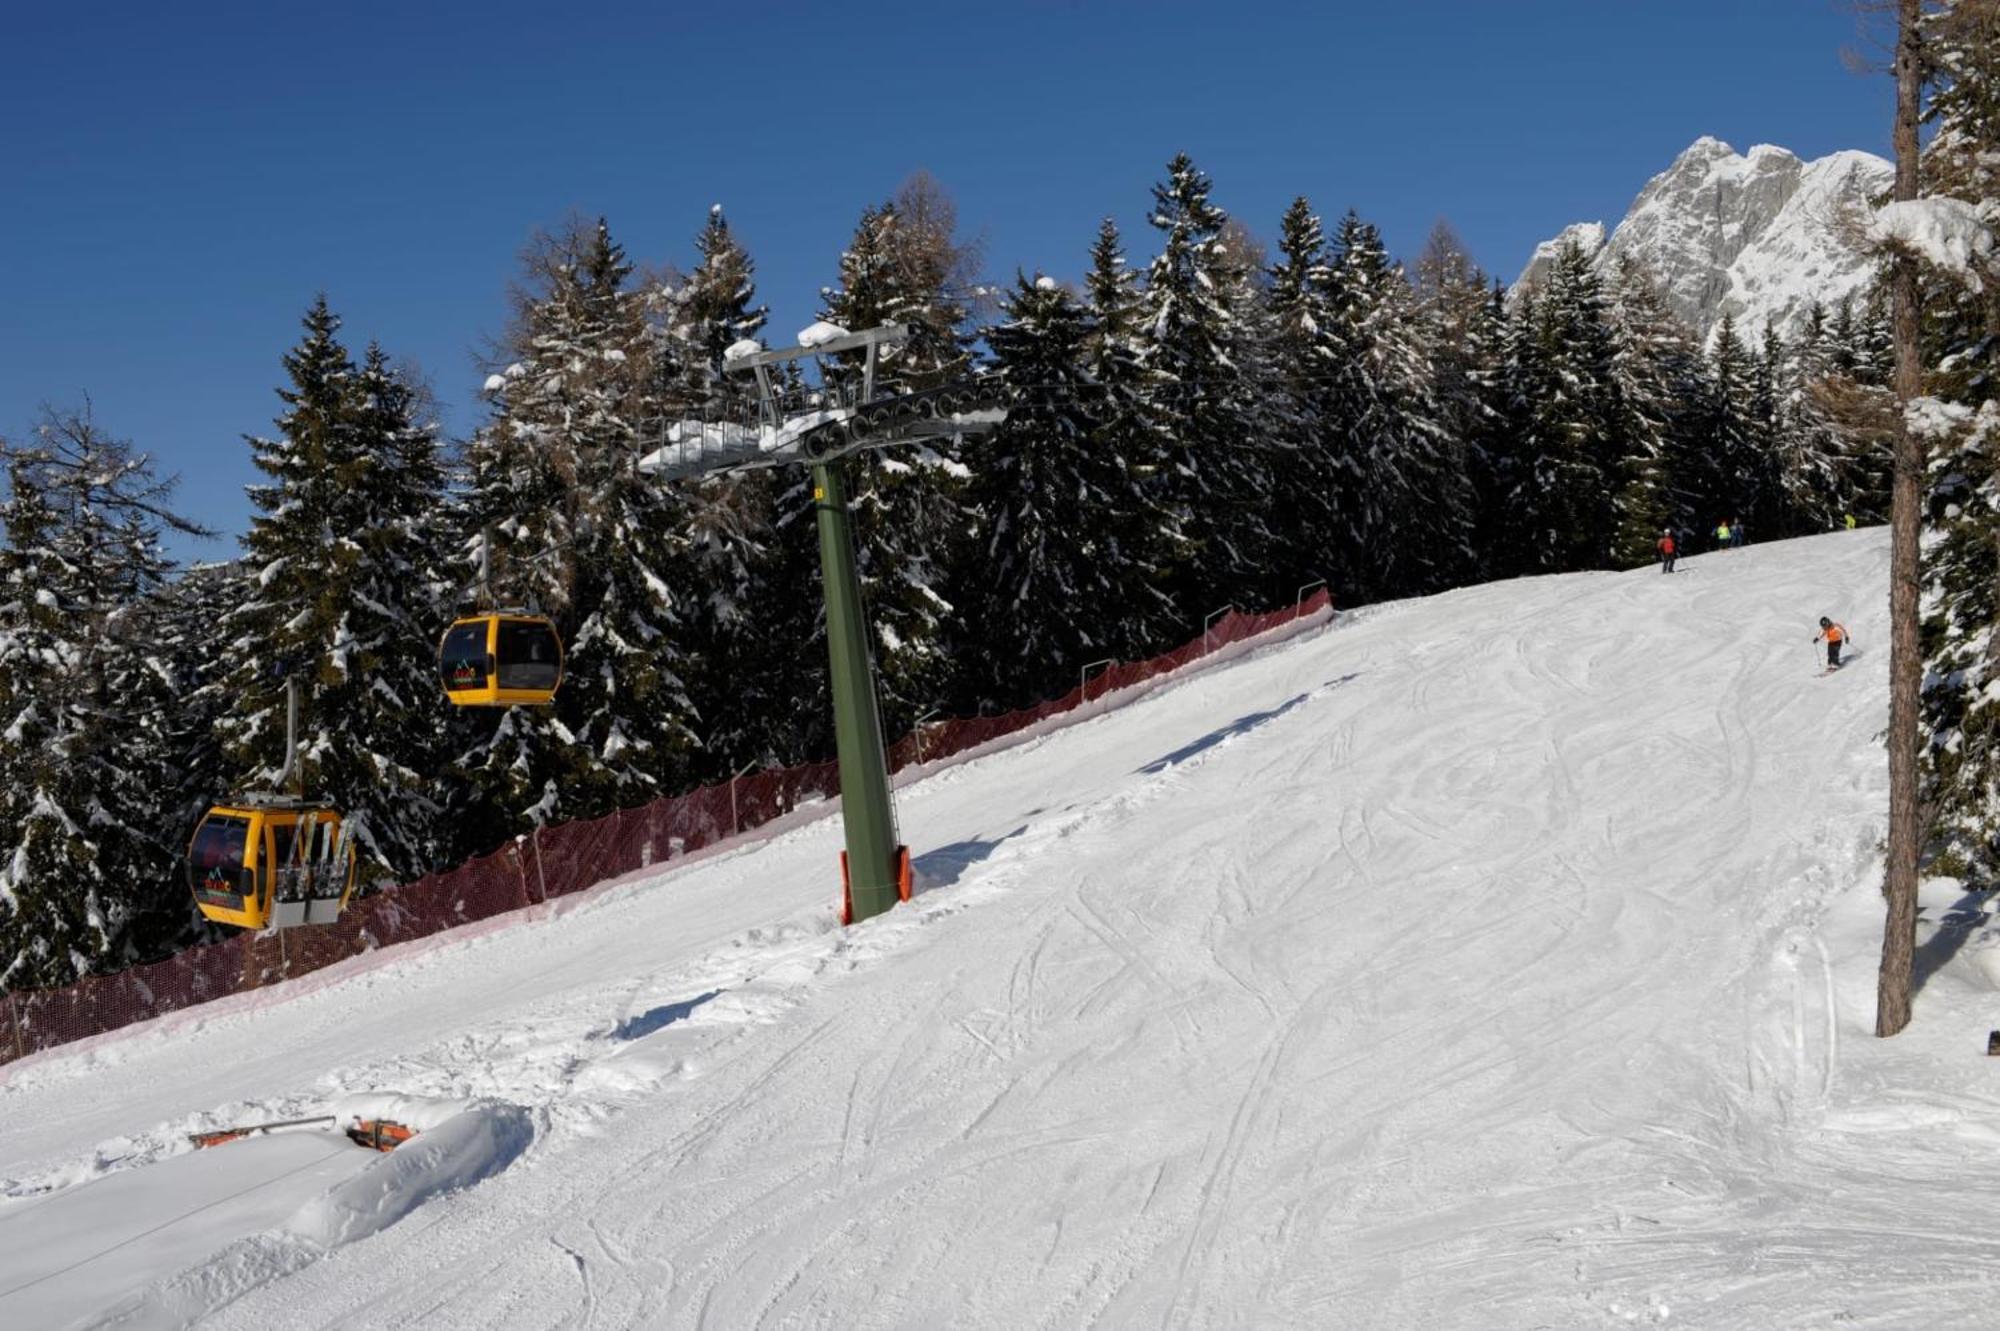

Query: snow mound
42;1098;534;1328
796;320;848;349
288;1099;532;1248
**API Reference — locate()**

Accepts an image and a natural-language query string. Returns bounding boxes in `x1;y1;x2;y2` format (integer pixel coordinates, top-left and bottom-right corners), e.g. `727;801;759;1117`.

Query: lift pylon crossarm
641;382;1010;483
723;321;910;370
639;405;858;483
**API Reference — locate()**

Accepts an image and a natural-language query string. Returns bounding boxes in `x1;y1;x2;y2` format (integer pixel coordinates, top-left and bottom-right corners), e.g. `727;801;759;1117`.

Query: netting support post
911;707;941;765
7;991;22;1063
813;458;903;926
1203;605;1233;655
1295;580;1326;617
1080;659;1114;706
532;828;549;904
729;760;756;838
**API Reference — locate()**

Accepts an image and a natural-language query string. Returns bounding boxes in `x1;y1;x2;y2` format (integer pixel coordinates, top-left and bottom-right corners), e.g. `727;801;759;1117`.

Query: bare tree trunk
1877;0;1926;1038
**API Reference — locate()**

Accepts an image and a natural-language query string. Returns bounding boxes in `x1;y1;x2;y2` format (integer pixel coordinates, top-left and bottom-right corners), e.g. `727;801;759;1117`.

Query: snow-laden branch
1867;197;1996;290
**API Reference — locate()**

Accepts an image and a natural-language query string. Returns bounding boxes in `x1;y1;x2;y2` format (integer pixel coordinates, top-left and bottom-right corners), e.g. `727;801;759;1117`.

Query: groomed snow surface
7;528;2000;1328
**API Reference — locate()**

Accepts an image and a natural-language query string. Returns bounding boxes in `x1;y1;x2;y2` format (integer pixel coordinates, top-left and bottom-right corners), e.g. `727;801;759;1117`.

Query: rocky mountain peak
1514;137;1892;338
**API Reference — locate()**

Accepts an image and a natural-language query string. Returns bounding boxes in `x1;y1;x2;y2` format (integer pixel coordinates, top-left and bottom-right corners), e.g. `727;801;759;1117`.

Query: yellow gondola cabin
188;804;357;930
438;614;564;707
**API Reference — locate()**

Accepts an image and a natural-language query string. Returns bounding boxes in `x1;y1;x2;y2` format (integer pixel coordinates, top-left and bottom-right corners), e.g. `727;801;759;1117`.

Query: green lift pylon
649;322;1006;925
809;455;904;923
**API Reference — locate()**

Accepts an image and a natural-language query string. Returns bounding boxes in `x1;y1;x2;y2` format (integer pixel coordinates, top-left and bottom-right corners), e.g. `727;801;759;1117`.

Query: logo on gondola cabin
449;661;483;686
199;866;237;902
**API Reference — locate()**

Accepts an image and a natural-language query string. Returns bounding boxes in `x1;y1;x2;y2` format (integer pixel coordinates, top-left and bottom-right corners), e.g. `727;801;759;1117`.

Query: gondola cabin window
497;619;561;691
188;815;252;912
187;815;254;919
268;818;298;871
439;622;489;695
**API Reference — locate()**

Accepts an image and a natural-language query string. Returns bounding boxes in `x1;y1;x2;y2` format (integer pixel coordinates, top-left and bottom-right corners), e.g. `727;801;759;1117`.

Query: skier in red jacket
1656;529;1677;574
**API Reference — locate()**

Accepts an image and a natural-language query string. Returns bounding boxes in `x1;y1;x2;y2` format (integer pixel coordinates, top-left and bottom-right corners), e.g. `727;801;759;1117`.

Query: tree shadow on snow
914;827;1029;894
1135;675;1359;776
612;989;722;1041
1911;889;1993;996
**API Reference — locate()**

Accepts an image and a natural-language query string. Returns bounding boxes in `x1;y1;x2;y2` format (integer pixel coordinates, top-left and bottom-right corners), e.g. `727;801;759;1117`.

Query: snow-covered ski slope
8;526;2000;1329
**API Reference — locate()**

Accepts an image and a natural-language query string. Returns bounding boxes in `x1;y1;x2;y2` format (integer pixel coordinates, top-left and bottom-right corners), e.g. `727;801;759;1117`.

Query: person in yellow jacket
1815;617;1850;671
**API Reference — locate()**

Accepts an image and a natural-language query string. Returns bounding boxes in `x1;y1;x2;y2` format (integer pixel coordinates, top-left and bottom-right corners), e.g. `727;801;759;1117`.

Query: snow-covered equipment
189;677;359;930
345;1118;417;1151
641;324;1008;482
188;1115;337;1148
437;613;565;708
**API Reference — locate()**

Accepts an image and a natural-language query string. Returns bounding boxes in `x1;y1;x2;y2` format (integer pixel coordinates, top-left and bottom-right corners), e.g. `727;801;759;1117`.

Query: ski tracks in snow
23;532;2000;1328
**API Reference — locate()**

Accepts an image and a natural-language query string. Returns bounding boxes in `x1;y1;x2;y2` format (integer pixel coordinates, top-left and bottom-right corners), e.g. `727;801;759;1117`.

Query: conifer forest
7;98;1997;996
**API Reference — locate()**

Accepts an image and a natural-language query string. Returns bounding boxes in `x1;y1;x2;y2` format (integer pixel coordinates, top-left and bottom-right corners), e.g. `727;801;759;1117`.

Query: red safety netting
1;591;1331;1069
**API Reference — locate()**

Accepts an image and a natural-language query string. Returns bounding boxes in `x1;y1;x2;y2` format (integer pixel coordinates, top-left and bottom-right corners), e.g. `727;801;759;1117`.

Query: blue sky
1;1;1891;559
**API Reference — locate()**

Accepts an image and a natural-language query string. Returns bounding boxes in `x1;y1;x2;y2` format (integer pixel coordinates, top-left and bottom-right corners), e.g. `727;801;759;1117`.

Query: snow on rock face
1512;221;1607;294
1516;136;1892;337
796;320;849;349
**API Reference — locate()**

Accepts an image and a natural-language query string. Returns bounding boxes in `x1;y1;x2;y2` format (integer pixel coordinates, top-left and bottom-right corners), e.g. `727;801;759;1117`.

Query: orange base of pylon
839;845;912;926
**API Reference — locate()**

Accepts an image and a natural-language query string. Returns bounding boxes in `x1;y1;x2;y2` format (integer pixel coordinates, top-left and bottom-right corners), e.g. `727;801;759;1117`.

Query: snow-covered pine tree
0;445;84;991
1510;238;1627;571
643;206;789;782
1771;308;1853;534
1411;222;1505;581
0;410;204;990
1697;313;1770;540
1916;0;2000;882
1467;281;1534;577
1746;325;1790;535
1855;291;1896;387
950;272;1171;711
453;219;698;854
1079;217;1184;658
323;344;450;879
672;205;770;409
153;558;235;935
213;299;457;885
1322;210;1472;593
1137;154;1274;617
1263;198;1353;598
1783;293;1895;530
1604;257;1693;563
816;178;981;735
215;296;367;831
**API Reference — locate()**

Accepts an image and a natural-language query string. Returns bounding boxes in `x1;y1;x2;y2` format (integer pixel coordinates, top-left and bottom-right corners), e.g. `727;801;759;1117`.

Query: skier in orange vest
1656;528;1677;574
1815;617;1849;671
